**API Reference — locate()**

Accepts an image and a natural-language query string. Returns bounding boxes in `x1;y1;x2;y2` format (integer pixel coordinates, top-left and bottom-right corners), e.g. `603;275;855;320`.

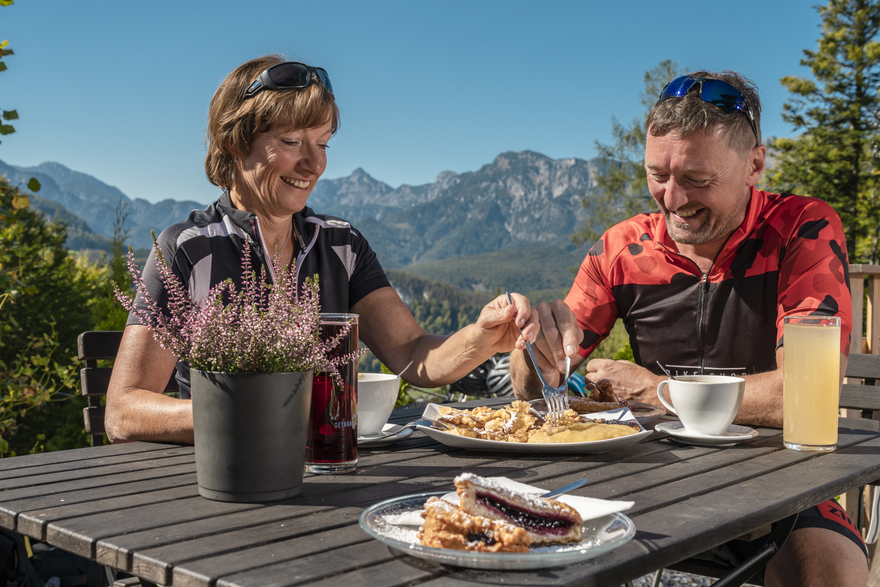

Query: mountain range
1;150;602;292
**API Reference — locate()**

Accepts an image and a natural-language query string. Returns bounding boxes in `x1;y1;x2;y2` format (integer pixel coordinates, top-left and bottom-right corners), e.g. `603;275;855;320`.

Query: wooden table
2;399;880;587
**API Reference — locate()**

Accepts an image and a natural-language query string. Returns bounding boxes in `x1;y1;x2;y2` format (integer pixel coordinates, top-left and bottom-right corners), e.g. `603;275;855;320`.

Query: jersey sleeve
565;236;620;358
347;228;392;308
776;197;852;356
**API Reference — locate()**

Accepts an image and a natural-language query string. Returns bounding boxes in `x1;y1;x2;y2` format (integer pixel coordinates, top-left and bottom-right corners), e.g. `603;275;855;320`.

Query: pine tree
769;0;880;263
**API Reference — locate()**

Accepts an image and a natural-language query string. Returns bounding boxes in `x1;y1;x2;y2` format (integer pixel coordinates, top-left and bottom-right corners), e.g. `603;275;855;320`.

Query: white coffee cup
656;375;745;436
357;373;400;436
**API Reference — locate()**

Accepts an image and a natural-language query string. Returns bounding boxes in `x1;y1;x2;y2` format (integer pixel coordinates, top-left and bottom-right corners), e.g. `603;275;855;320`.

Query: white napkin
383;476;633;526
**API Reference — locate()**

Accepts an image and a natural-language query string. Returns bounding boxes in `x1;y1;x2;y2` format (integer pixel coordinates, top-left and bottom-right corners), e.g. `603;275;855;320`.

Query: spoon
656;361;677;381
397;360;414;379
365;416;452;440
540;478;588;498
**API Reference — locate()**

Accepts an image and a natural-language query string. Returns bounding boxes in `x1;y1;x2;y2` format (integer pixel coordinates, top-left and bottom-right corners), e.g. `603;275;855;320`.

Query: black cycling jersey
127;191;391;397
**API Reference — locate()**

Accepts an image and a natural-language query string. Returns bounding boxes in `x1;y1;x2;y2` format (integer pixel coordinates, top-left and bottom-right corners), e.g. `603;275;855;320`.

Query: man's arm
105;325;194;443
579;347;848;429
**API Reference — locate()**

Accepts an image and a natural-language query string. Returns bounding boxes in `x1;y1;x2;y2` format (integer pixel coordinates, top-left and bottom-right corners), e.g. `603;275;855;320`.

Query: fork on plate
505;292;571;426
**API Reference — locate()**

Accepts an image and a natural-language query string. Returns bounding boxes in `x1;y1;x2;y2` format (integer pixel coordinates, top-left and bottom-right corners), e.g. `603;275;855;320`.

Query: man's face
645;127;764;249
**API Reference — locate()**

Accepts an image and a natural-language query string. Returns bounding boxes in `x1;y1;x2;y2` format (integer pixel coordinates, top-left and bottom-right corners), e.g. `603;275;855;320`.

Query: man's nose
664;178;688;211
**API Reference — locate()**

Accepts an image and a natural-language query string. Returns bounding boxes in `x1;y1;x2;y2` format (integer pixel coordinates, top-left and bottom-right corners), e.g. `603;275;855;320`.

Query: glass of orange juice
783;315;841;452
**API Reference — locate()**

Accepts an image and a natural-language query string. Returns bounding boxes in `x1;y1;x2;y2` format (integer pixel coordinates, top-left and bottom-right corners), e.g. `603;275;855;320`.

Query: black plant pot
191;370;313;502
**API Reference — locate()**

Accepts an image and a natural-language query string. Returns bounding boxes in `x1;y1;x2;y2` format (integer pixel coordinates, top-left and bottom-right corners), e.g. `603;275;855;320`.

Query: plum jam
466;532;497;546
476;493;574;535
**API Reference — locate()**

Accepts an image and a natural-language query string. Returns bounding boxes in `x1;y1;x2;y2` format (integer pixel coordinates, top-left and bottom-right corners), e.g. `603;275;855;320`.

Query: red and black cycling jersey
565;188;852;377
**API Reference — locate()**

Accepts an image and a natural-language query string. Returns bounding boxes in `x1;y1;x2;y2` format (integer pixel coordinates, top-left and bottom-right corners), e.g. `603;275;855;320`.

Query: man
511;71;867;586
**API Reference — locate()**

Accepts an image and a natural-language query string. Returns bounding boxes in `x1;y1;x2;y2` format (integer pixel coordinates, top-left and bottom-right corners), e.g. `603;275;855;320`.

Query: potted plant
117;237;359;502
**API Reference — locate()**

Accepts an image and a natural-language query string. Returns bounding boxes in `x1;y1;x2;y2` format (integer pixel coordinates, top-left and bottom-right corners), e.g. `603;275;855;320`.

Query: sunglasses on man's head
244;62;334;99
658;75;759;146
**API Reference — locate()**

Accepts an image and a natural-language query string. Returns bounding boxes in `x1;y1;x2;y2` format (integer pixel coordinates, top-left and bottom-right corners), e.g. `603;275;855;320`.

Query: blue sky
3;0;823;205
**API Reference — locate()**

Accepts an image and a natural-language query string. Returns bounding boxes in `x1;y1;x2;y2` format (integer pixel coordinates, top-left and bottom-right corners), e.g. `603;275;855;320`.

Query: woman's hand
469;293;534;355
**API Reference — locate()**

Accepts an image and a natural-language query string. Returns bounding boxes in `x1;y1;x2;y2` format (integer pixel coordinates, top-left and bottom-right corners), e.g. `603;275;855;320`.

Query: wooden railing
850;264;880;356
844;264;880;558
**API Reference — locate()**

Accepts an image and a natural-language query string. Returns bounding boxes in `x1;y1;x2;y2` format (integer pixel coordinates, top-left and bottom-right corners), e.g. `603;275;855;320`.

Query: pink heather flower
114;235;363;382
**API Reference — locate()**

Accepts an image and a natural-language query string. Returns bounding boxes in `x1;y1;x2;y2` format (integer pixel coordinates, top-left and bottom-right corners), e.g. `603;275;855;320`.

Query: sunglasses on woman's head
244;62;334;99
658;75;759;146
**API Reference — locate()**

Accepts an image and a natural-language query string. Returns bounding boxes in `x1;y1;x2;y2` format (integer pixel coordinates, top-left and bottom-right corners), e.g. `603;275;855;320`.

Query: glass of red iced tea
306;313;358;474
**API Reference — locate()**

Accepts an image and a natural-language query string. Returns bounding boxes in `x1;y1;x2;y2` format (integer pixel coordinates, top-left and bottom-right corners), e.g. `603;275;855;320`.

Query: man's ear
746;144;766;187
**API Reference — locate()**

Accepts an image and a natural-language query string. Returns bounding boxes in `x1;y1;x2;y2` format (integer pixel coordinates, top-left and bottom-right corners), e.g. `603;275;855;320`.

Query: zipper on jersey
659;242;713;375
698;272;710;373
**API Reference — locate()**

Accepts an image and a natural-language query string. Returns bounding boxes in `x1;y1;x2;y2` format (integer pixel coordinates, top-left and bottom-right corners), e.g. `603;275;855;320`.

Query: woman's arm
105;325;194;443
354;287;535;387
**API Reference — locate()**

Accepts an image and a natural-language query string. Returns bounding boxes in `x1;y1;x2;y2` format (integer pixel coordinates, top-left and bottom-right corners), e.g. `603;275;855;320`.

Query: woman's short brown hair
205;55;340;188
645;70;761;155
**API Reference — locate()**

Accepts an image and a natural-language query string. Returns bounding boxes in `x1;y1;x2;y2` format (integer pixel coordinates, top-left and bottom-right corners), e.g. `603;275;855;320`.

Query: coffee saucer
654;422;759;447
358;423;414;448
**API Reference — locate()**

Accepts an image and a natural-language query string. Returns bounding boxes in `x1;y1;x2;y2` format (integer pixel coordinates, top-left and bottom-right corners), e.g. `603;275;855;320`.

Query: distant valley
1;150;602;297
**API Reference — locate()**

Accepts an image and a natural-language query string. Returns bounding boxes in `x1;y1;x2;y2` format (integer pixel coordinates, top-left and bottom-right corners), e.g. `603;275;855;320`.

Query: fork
505;292;568;426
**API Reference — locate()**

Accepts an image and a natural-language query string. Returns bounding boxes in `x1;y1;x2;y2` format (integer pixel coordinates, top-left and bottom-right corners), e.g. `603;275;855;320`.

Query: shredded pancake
418;497;530;552
434;400;636;444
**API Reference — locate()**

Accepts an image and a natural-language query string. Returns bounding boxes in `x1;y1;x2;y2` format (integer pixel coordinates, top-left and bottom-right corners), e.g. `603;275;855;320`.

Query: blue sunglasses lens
660;76;697;99
698;80;746;114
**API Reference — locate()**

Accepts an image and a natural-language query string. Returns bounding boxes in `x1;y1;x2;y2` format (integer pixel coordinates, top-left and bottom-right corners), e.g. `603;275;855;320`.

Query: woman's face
233;119;333;217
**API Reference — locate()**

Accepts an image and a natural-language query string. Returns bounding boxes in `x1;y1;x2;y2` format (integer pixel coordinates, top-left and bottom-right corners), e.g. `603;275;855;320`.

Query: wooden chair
840;353;880;432
839;352;880;547
77;331;179;447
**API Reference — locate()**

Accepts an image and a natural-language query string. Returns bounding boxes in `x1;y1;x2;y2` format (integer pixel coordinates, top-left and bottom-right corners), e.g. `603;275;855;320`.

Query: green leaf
0;1;14;6
0;124;14;135
26;177;40;192
0;62;6;72
11;194;28;209
2;110;18;121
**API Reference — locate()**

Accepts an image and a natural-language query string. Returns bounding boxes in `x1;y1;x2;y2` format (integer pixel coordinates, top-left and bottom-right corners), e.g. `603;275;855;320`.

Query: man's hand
510;300;584;399
585;358;665;406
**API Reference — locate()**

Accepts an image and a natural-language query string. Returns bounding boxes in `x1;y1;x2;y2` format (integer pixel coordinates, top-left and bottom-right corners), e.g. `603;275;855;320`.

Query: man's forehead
645;129;732;168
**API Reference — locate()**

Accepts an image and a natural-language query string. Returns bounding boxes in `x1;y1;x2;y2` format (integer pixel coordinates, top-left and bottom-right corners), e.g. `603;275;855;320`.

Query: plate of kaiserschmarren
416;399;652;453
359;473;636;569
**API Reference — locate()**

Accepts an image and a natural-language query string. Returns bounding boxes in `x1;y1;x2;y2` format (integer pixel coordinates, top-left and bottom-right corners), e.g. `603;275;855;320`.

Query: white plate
529;399;666;425
358;423;414;448
417;403;651;453
359;491;636;570
654;421;759;447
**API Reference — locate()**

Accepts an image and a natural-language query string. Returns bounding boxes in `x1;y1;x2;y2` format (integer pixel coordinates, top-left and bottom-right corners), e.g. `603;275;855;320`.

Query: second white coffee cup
656;375;745;436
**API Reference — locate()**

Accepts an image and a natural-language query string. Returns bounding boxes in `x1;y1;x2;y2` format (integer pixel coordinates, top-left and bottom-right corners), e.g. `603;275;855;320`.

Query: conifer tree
769;0;880;262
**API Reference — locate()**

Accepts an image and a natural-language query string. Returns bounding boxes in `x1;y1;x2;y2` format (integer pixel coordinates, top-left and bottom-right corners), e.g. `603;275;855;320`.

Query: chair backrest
77;331;179;446
840;353;880;432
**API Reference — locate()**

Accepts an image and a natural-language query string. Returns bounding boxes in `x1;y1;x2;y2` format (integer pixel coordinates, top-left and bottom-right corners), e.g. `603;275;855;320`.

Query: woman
105;55;548;444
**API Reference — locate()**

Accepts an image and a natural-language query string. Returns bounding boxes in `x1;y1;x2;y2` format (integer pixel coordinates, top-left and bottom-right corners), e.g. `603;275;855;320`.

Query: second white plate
358;423;414;448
